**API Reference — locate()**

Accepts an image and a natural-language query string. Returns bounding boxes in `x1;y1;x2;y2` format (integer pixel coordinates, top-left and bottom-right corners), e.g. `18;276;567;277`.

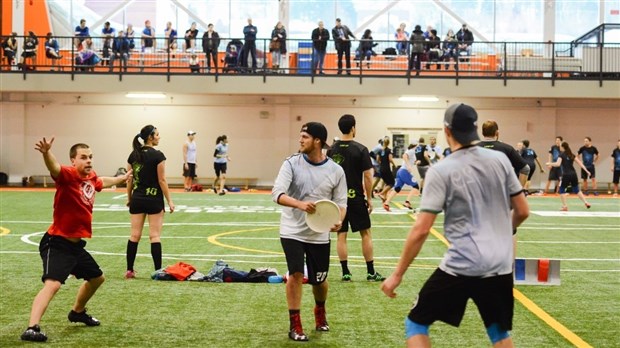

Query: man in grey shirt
272;122;347;342
382;104;529;348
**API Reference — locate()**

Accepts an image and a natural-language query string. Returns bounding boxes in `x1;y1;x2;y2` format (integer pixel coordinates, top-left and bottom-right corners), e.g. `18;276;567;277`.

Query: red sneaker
314;306;330;332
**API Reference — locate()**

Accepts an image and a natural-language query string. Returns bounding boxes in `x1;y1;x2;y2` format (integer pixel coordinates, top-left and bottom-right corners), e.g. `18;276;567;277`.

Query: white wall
1;96;618;187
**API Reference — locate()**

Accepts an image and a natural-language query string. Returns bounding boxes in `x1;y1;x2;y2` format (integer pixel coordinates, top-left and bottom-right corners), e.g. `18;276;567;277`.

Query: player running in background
546;141;591;211
517;140;544;194
545;136;563;194
578;137;599;195
383;143;420;210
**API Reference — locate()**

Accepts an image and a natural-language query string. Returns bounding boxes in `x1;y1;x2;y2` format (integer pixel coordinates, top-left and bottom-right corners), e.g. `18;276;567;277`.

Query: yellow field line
207;227;283;255
405;210;592;348
0;226;10;236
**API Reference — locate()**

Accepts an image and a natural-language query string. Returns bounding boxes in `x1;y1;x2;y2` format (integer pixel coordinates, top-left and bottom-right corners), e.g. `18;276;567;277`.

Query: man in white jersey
381;104;529;348
272;122;347;342
182;131;197;192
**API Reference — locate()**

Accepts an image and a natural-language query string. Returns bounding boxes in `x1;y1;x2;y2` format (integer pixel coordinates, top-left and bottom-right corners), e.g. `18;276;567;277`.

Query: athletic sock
289;309;301;330
151;242;162;270
366;260;375;275
126;240;138;271
315;301;325;308
340;260;350;275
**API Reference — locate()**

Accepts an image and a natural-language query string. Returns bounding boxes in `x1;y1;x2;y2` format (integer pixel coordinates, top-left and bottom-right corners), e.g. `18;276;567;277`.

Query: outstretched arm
34;137;61;178
100;169;132;188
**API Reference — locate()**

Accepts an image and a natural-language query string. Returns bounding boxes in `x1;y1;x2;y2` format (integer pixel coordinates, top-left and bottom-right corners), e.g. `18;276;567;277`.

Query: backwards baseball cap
187;130;196;135
301;122;328;148
444;103;480;145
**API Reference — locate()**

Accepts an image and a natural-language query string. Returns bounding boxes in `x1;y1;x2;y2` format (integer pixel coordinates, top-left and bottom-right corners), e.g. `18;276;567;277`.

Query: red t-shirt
47;166;103;239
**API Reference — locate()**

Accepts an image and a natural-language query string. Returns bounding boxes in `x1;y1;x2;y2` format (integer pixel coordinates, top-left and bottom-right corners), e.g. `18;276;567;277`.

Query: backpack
191;184;203;192
165;262;197;281
383;47;397;55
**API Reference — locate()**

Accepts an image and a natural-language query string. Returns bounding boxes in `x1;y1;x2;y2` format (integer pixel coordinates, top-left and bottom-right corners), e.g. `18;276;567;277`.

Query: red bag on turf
165;262;197;281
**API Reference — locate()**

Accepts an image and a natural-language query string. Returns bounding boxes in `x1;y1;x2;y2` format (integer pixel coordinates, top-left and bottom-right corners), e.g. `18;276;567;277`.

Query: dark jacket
202;31;220;52
311;27;330;51
331;25;355;50
409;31;425;53
112;36;130;55
243;25;257;41
456;29;474;44
270;27;287;54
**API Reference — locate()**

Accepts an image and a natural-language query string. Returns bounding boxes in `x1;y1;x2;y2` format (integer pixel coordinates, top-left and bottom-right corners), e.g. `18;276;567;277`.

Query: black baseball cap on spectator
444;103;479;145
301;122;328;148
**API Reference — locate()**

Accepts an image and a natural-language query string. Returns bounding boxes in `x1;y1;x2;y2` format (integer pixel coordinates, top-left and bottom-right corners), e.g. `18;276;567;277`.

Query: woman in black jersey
546;141;591;211
377;138;396;211
125;125;175;279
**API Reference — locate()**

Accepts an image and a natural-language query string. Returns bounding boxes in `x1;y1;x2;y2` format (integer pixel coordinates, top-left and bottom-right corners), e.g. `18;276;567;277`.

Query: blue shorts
394;167;419;191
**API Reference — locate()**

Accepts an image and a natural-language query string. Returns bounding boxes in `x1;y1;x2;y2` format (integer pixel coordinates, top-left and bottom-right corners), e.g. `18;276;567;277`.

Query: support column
0;93;26;183
543;0;555;57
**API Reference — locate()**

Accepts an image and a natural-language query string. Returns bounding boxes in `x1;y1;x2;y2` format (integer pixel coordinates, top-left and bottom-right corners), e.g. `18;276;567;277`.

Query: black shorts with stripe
280;238;330;285
408;268;514;330
39;233;103;284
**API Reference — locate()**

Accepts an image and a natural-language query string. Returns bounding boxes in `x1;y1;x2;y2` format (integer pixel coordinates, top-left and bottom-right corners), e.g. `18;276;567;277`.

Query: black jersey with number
128;146;166;200
329;140;372;200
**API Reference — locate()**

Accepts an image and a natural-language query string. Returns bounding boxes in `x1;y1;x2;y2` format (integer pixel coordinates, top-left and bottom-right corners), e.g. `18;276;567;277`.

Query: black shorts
214;162;227;177
559;173;580;194
380;167;395;187
183;163;197;178
409;268;514;330
39;233;103;284
527;164;536;181
614;170;620;184
548;167;562;181
280;238;330;285
129;196;164;214
339;197;371;232
22;51;36;58
581;166;595;179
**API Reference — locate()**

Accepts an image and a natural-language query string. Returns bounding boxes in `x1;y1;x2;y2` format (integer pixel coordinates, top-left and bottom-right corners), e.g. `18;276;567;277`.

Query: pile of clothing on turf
151;260;280;283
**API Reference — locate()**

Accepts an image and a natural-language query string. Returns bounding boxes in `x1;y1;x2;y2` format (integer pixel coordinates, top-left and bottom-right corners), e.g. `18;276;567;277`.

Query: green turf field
1;189;618;347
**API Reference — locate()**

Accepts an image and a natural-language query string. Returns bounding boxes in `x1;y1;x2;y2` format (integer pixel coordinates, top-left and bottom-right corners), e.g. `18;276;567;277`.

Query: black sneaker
68;309;100;326
20;325;47;342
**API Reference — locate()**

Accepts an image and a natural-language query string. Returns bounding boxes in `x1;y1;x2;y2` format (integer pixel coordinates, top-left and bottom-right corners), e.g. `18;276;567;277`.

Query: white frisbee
305;199;340;233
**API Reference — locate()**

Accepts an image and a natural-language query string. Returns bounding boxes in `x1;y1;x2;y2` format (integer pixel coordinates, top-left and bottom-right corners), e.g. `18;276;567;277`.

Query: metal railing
2;35;619;85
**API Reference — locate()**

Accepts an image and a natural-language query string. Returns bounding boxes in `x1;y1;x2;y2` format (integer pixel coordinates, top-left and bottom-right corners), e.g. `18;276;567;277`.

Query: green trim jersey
272;153;348;244
419;146;522;277
328;140;373;202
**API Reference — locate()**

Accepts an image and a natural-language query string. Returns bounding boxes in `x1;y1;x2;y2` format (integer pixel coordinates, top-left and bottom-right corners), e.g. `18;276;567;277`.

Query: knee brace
405;317;429;339
486;323;510;344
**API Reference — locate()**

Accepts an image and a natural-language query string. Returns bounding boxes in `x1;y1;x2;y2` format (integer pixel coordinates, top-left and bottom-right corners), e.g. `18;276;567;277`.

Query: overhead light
398;96;439;102
126;92;166;99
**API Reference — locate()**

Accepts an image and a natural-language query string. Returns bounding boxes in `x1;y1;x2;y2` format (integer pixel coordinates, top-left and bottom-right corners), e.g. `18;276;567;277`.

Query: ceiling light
126;92;166;99
398;96;439;102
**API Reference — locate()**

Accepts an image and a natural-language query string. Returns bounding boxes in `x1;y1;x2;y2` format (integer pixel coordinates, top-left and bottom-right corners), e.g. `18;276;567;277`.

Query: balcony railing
2;35;619;85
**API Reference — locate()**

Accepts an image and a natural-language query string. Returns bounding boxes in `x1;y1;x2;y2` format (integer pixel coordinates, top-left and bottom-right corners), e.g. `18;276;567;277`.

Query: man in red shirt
21;137;132;342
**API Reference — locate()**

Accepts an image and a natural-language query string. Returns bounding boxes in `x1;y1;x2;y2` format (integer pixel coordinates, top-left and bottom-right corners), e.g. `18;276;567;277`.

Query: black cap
301;122;328;148
444;104;480;145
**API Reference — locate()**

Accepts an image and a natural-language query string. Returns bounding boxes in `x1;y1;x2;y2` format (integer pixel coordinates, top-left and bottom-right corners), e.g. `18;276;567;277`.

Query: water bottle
268;275;284;283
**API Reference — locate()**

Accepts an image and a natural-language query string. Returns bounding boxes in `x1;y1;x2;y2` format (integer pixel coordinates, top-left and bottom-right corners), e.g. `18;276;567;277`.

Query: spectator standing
331;18;356;75
271;122;347;342
125;125;175;279
611;140;620;197
183;131;198;191
164;22;178;52
109;30;130;72
407;25;425;76
578;137;599;195
328;114;385;282
242;18;258;73
184;22;198;52
21;137;131;342
270;21;287;73
381;103;529;348
311;21;330;74
544;136;563;194
213;135;230;195
546;141;591;211
202;23;220;73
426;29;441;70
74;19;89;49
